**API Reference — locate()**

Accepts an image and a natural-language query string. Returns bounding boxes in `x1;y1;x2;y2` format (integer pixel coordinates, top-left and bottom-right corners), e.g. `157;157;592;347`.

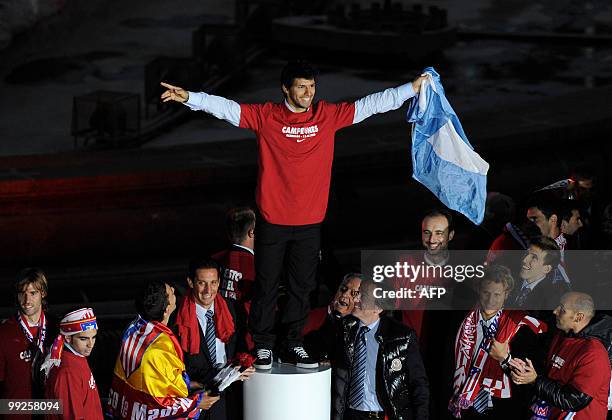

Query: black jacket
332;315;429;420
580;313;612;365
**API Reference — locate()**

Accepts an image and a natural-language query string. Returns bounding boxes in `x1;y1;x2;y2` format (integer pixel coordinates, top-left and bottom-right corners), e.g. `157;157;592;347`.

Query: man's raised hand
160;82;189;103
412;74;429;94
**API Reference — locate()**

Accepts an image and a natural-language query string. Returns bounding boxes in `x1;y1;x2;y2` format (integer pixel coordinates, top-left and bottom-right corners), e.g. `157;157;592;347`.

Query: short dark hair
188;257;221;281
280;60;318;91
526;194;561;227
518;217;542;241
226;207;256;244
530;236;561;268
558;199;581;223
479;265;514;293
422;208;454;232
136;281;169;322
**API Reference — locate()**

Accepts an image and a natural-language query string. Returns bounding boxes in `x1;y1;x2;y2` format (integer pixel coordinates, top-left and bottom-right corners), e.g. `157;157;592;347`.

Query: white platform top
255;361;331;376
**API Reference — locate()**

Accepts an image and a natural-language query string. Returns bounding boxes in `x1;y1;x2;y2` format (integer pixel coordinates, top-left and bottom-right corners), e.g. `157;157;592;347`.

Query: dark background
1;0;611;405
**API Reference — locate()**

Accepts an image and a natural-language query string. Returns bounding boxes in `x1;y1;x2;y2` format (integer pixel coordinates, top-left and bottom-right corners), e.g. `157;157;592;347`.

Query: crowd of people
1;59;612;420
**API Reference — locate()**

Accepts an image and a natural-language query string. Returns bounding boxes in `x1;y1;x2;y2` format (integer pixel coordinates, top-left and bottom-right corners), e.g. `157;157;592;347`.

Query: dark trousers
249;219;321;349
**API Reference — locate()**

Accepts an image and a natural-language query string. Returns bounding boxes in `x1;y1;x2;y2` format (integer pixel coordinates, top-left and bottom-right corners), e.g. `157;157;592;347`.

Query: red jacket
539;332;611;419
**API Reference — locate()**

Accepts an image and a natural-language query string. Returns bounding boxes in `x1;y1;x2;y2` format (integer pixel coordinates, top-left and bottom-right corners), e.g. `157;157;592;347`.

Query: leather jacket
534;377;592;412
532;314;612;412
332;315;429;420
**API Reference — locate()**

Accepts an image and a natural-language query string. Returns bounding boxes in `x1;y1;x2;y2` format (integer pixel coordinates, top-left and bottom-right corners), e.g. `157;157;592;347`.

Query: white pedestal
244;362;331;420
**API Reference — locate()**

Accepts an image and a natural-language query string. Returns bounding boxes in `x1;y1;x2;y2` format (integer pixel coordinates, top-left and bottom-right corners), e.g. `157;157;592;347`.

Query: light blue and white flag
407;67;489;225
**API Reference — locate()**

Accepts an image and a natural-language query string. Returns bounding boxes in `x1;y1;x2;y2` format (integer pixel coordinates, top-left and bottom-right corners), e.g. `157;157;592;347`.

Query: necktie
515;286;530;307
348;326;370;408
472;387;492;413
205;310;218;366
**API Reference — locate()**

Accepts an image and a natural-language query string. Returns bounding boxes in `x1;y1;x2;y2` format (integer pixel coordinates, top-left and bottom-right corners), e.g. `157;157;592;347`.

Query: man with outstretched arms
161;61;427;369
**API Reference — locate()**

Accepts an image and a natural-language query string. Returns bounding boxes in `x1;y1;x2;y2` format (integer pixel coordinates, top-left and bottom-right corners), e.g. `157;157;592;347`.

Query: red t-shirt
240;101;355;225
541;333;611;419
0;317;40;420
45;350;103;420
213;245;255;302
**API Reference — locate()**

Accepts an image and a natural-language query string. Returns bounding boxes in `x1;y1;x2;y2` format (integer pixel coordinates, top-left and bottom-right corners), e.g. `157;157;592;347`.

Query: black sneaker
253;348;273;370
279;346;319;369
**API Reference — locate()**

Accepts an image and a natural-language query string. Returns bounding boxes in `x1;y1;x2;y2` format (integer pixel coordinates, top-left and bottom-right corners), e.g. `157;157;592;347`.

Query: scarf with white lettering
17;311;47;353
449;308;546;418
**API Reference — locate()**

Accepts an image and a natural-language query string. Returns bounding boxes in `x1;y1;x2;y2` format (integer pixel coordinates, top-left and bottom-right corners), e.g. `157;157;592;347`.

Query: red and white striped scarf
17;311;47;353
449;308;546;418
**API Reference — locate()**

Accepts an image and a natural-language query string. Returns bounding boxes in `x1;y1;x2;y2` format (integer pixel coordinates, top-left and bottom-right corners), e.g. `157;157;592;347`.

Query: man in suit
175;258;254;420
449;265;547;419
510;236;567;312
333;280;429;420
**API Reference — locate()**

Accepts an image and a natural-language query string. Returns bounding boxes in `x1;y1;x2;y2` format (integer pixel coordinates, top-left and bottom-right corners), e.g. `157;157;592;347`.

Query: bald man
510;292;611;419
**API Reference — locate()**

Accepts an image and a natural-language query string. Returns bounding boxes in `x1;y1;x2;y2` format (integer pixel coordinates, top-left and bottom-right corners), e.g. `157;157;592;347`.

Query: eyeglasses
339;285;360;297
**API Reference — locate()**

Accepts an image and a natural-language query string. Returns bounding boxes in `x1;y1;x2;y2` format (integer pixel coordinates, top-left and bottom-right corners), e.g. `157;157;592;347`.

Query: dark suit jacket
509;275;569;354
177;298;239;386
510;275;569;313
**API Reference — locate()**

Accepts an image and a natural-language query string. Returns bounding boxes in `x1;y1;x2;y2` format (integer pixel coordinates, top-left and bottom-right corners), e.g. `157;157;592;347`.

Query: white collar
284;99;310;113
26;319;39;327
478;309;502;326
361;318;380;332
233;243;254;255
196;301;214;320
64;341;86;358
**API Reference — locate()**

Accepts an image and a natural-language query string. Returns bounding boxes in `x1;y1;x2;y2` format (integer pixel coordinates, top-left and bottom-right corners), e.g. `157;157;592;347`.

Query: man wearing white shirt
161;61;427;370
175;258;243;420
